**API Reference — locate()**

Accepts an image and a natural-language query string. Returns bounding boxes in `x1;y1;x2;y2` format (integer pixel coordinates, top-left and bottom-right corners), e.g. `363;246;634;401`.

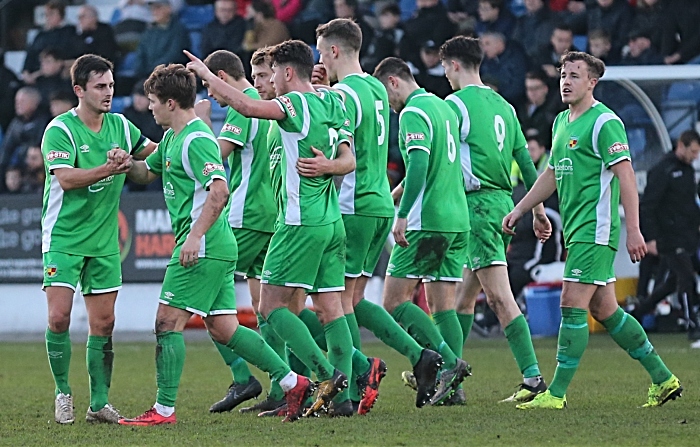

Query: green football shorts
563;242;616;286
43;251;121;294
232;227;272;280
342;214;392;278
464;190;513;271
386;231;468;281
159;258;237;316
262;219;346;292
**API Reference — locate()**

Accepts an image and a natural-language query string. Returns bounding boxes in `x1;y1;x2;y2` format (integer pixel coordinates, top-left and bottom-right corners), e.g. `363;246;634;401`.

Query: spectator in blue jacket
479;31;527;105
134;0;191;78
475;0;516;39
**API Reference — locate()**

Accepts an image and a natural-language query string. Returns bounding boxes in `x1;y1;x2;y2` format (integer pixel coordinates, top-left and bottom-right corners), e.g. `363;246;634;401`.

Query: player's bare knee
90;315;115;336
48;311;70;333
154;317;177;334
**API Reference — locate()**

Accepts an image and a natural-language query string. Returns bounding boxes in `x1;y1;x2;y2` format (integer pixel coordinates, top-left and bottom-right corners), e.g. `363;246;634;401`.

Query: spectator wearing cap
588;29;621;66
242;0;291;52
0;87;49;193
409;41;452;99
517;70;560;143
661;0;700;64
22;0;80;85
512;0;557;59
479;31;528;106
361;3;404;74
587;0;634;61
621;29;664;65
76;5;119;63
201;0;247;61
400;0;456;70
34;49;73;113
475;0;516;39
133;0;191;78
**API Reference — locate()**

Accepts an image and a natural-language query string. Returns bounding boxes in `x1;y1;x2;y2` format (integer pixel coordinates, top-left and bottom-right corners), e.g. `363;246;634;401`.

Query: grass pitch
1;333;699;446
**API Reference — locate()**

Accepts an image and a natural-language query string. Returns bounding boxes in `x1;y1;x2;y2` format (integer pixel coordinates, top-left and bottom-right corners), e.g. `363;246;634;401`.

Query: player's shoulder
590;102;624;129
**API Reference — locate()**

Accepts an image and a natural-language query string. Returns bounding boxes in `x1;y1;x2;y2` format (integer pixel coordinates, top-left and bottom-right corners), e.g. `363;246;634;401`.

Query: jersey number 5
375;100;386;146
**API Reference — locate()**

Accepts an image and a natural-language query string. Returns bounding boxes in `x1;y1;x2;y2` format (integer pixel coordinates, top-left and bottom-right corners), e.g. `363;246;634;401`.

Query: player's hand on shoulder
194;99;212;120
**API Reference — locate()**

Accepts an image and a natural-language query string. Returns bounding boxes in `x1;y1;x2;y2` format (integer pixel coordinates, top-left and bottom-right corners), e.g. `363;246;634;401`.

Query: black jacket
77;22;119;64
641;151;700;253
200;17;247;59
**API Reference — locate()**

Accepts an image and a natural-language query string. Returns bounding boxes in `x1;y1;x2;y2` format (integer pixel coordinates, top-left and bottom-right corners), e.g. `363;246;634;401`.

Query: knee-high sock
258;313;287;398
226;325;291;384
211;338;253;384
433;310;463;359
601;307;672;384
298;308;328;351
548;308;589;398
355;298;423;366
155;331;186;407
324;316;353;402
266;307;334;381
46;328;72;396
503;315;541;378
456;313;474;346
390;301;458;368
345;313;367;402
86;335;113;410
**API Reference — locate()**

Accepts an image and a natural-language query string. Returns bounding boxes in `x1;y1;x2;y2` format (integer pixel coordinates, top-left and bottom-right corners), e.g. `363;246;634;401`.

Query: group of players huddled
40;17;683;426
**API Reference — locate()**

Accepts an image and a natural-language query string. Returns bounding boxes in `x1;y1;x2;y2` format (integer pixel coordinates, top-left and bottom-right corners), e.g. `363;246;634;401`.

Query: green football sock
548;308;589;398
391;301;458;368
298;308;328;351
287;346;312;378
602;307;672;384
155;331;186;407
503;315;541;378
456;313;474;346
345;312;362;350
355;298;423;366
433;310;463;358
211;337;253;384
346;313;367;402
45;328;72;396
86;335;113;410
257;312;288;398
267;307;334;381
226;325;290;383
324;316;353;402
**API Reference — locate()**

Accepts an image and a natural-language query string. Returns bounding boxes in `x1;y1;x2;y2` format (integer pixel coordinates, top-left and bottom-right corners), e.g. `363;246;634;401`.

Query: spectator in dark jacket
588;29;621;66
123;81;165;143
480;31;528;105
49;90;77;118
0;87;49;193
76;5;119;63
0;50;21;133
333;0;374;57
637;130;700;344
22;0;80;84
134;0;191;78
517;70;560;142
532;24;577;82
587;0;634;60
21;146;45;194
361;3;404;73
34;49;73;113
200;0;247;59
512;0;557;58
661;0;700;64
411;40;452;98
475;0;516;39
631;0;664;52
400;0;457;70
621;29;664;66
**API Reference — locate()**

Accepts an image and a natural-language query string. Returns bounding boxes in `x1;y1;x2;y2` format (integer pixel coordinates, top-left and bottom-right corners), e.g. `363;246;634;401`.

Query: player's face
202;80;226;107
271;63;290;96
77;70;114;114
441;59;458;91
252;64;276;100
148;93;171;127
384;77;404;113
559;61;596;106
316;37;338;82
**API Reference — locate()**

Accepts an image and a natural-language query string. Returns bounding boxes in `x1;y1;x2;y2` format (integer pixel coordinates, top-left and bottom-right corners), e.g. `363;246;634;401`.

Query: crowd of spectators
2;0;700;195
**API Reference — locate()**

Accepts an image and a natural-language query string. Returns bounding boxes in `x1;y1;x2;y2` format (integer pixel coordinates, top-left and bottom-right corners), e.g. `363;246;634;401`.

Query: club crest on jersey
202;162;224;176
406;132;425;142
608;142;629;155
279;96;296;117
568;136;579;150
45;264;58;278
222;123;242;135
46;150;70;162
165;157;171;171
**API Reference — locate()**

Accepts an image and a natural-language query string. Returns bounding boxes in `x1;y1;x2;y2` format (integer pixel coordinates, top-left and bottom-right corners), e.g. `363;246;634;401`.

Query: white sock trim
279;371;298;392
154;402;174;417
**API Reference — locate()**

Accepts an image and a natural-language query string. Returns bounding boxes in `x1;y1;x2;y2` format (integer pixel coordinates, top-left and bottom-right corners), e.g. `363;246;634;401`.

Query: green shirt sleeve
274;93;305;133
145;145;163;176
219;106;250;148
398;148;429;218
399;110;432;154
513;143;538;190
597;116;631;168
187;134;227;189
42;123;76;172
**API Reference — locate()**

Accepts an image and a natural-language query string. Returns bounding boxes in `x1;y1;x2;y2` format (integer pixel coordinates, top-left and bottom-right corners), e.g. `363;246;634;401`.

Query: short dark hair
50;90;77;106
316;18;362;53
379;3;400;16
250;47;273;67
144;64;196;109
553;23;573;34
46;0;66;18
40;47;64;61
439;36;483;71
679;129;700;147
270;40;315;81
588;29;611;43
203;50;246;80
70;54;114;89
479;0;503;9
373;57;415;83
252;0;276;19
559;51;605;79
525;69;549;85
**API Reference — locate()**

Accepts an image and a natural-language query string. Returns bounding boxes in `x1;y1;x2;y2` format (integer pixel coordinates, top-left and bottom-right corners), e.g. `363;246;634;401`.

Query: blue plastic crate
524;285;562;337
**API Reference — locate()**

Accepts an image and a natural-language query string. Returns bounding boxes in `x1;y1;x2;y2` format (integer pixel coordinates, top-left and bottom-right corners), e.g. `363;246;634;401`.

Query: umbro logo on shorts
164;291;175;299
571;269;583;277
